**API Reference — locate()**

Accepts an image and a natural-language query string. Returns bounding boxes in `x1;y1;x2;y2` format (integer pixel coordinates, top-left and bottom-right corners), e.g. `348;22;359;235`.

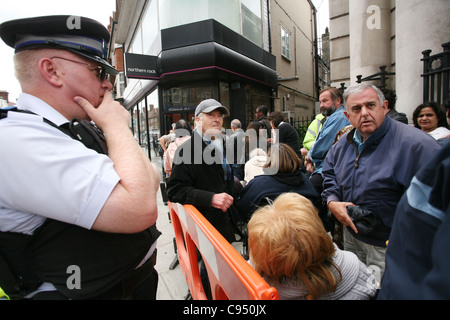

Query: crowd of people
165;84;450;300
1;13;449;301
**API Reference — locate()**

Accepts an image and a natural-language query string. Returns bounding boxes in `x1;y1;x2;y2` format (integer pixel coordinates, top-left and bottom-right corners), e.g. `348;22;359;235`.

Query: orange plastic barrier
168;202;279;300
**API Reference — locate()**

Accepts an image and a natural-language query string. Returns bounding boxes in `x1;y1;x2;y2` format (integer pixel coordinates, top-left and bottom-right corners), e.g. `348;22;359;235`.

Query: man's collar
353;129;364;145
17;93;69;126
348;115;392;146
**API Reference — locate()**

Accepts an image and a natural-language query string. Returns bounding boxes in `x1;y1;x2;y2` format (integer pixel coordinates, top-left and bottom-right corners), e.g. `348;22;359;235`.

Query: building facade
329;0;450;122
0;91;12;108
107;0;321;155
269;0;321;121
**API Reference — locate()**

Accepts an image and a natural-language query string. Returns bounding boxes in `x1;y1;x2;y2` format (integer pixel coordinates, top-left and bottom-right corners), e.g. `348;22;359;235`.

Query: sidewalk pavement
151;152;189;300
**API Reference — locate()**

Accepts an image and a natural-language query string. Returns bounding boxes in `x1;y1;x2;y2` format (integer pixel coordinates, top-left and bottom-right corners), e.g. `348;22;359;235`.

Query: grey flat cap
195;99;229;117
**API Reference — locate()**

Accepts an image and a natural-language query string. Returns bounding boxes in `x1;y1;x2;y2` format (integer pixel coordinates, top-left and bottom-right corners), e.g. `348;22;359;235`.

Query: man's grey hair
231;119;241;129
343;83;385;110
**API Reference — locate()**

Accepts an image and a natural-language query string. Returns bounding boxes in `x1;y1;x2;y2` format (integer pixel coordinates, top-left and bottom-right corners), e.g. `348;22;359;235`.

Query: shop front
125;19;277;156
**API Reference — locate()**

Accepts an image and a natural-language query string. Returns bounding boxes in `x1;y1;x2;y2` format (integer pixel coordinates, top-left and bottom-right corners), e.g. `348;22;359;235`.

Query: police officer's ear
38;57;64;88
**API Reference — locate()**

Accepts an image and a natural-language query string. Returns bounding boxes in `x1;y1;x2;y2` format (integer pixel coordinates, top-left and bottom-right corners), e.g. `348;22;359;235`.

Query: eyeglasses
50;56;108;81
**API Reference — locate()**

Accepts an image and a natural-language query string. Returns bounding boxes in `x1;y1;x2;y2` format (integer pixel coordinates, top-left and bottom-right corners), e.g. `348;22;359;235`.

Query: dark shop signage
125;53;161;79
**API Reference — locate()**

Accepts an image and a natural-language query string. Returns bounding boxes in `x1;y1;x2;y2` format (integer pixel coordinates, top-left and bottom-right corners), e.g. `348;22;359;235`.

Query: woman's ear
38;58;63;87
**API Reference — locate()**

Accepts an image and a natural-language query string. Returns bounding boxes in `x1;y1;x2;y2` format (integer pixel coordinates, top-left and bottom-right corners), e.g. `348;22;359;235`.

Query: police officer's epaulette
0;106;18;119
64;119;108;155
0;107;107;155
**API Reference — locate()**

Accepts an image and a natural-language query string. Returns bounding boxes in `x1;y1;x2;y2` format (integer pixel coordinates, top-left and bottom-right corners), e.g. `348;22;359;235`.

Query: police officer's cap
0;15;118;75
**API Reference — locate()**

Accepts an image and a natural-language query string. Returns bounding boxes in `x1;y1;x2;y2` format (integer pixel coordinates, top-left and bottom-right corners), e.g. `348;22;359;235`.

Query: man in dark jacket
255;105;272;139
167;99;236;243
322;83;441;284
167;99;238;299
378;98;450;299
381;88;409;124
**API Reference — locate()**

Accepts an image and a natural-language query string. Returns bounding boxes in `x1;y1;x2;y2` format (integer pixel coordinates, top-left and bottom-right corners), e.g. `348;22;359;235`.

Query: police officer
0;15;160;299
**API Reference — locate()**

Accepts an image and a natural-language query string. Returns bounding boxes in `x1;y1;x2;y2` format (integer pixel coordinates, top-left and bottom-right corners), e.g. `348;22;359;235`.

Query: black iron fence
289;115;315;143
422;42;450;105
356;65;395;89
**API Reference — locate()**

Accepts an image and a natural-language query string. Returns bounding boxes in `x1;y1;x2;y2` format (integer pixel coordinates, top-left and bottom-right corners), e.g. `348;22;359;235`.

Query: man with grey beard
304;88;350;197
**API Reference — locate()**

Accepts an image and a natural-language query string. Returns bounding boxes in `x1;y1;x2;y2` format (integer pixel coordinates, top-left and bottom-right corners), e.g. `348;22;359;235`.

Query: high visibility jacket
0;287;9;300
302;113;325;150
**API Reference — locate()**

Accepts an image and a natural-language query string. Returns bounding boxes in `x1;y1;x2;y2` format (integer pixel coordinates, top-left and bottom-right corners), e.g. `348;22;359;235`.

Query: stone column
349;0;392;85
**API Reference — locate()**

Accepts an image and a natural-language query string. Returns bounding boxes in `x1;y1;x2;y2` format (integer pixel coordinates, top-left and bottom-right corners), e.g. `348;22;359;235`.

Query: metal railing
422;42;450;105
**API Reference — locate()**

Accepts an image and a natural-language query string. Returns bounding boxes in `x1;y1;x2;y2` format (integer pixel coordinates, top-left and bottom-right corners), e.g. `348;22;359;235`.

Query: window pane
242;0;262;46
281;27;290;60
142;0;161;55
163;85;217;113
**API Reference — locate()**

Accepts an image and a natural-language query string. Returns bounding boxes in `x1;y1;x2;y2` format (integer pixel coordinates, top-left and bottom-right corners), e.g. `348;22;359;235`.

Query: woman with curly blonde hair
248;192;377;300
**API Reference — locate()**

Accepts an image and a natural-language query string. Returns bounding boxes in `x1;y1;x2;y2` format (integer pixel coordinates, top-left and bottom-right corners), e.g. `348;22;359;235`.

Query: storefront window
130;25;143;54
147;89;160;138
129;0;160;55
241;0;262;47
159;0;265;47
163;85;217;113
138;100;148;147
219;81;231;129
162;84;218;132
129;89;160;159
141;0;161;55
160;0;240;34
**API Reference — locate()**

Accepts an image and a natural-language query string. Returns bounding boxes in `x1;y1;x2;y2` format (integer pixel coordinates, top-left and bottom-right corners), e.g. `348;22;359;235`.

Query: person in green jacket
0;287;10;300
302;113;326;150
301;113;326;160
